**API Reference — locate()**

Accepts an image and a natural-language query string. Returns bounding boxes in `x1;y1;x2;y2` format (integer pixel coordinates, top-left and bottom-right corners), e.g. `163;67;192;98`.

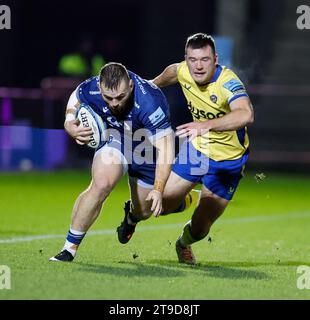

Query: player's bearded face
186;45;218;85
101;79;134;119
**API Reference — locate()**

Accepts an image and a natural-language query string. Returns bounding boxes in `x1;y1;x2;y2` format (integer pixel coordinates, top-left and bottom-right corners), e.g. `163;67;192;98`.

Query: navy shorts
172;141;249;200
95;135;156;187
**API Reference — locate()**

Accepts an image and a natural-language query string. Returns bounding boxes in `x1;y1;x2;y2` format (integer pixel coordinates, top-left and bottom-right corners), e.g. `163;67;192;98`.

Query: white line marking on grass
1;211;310;244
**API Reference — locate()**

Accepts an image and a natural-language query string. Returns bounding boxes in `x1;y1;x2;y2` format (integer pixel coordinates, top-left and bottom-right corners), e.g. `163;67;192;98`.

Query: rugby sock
171;190;201;213
127;211;139;226
179;221;197;247
126;202;140;226
62;228;86;257
186;189;200;210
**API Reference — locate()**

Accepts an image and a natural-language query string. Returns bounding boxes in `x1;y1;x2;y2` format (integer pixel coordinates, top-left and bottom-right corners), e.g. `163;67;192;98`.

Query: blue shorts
95;136;155;188
172;141;249;200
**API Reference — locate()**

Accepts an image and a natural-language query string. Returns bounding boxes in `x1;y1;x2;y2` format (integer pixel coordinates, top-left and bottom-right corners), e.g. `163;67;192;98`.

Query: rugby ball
76;104;108;149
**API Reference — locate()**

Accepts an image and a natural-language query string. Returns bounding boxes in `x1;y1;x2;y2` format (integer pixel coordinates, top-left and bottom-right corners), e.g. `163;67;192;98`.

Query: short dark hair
99;62;130;90
185;33;216;55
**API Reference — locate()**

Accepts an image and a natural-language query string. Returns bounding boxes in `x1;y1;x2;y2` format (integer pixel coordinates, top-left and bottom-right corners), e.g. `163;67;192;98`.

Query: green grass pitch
0;170;310;300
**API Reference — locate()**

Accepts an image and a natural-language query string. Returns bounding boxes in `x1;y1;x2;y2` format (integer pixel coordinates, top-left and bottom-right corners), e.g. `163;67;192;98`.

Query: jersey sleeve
67;89;79;108
220;72;249;105
76;82;89;105
76;76;100;105
139;94;172;143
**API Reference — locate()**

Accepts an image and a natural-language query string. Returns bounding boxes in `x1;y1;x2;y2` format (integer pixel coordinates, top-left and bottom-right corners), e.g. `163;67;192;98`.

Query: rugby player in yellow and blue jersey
152;33;254;265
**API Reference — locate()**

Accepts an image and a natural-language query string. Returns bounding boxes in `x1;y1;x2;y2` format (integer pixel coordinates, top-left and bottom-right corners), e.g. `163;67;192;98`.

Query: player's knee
162;193;183;214
201;191;229;209
203;191;220;200
139;212;151;220
90;180;114;200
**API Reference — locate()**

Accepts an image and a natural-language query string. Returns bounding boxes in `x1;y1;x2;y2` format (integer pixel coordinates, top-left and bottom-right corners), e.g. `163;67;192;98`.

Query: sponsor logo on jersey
89;90;101;95
223;79;245;93
210;95;218;103
187;101;226;120
148;107;165;125
107;116;122;128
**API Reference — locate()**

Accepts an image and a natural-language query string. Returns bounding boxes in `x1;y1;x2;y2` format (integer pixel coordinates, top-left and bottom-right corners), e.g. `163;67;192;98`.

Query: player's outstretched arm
64;90;93;145
176;96;254;140
146;133;174;217
151;63;179;88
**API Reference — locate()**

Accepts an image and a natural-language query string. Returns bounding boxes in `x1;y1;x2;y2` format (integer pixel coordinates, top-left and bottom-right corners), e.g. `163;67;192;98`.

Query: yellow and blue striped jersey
177;61;249;161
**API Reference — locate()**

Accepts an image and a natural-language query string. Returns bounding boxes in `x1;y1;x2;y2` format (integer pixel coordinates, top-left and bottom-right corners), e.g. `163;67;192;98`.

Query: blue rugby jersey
75;71;172;147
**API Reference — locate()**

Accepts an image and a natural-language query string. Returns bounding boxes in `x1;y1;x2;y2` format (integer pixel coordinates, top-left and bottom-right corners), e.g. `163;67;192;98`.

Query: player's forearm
154;162;172;193
207;108;254;132
153;135;174;193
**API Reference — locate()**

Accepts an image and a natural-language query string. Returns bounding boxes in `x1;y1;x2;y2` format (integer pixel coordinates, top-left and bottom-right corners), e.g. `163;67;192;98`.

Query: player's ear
129;79;134;91
214;53;218;64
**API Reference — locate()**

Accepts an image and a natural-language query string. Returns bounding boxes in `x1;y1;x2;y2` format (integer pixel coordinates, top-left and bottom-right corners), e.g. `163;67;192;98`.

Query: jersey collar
208;64;222;83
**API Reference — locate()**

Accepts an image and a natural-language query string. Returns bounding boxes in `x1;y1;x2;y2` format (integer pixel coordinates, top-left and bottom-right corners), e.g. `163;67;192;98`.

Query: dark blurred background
0;0;310;171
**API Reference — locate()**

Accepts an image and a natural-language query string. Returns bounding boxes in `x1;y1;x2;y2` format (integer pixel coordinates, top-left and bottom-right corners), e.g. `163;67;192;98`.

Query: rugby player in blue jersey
50;63;174;262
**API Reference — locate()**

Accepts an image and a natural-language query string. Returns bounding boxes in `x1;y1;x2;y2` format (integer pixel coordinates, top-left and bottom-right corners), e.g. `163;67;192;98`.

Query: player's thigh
197;165;241;222
192;166;243;230
164;171;197;202
91;146;127;191
200;186;229;216
192;186;229;228
128;177;153;217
